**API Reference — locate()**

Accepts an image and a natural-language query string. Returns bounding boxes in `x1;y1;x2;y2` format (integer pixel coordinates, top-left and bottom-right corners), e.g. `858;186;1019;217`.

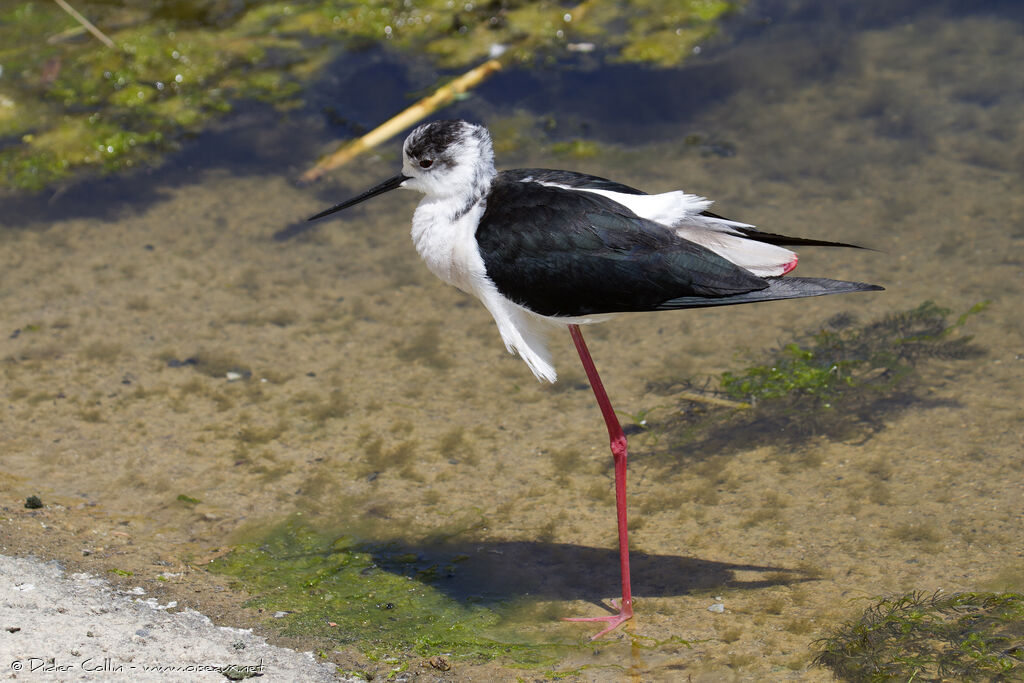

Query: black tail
656;277;883;310
700;211;871;250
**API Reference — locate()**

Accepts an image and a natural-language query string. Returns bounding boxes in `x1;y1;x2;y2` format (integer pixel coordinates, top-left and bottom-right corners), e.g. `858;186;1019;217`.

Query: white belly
409;197;561;383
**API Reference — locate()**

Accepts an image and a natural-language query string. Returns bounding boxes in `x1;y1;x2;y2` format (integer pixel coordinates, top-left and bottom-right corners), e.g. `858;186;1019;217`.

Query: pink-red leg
562;324;634;639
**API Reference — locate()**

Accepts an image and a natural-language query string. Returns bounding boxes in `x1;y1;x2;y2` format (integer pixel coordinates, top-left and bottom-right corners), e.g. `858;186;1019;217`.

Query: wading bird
308;120;882;639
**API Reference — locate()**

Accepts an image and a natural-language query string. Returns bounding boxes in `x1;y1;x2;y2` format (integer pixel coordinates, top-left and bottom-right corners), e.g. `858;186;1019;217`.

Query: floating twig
52;0;117;49
300;58;503;183
300;1;600;181
676;391;750;410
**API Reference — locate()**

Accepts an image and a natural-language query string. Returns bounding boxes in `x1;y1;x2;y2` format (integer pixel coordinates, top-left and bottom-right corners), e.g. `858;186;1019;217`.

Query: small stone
428;656;451;671
707;603;725;613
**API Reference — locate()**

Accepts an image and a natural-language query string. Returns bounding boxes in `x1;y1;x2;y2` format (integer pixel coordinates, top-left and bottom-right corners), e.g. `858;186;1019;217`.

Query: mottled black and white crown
400;120;496;199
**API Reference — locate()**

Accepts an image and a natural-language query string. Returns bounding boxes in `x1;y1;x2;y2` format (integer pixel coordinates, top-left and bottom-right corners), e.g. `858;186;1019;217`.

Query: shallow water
2;0;1023;679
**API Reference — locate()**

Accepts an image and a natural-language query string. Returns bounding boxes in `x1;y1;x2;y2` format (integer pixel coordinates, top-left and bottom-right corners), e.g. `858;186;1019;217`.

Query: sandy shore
0;554;344;682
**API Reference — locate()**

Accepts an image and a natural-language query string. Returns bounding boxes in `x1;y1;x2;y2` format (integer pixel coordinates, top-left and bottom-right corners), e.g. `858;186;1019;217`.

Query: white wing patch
542;182;797;278
672;229;796;277
575;187;714;226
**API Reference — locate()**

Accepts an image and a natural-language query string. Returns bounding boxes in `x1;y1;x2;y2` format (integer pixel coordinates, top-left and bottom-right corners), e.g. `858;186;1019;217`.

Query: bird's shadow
364;538;813;608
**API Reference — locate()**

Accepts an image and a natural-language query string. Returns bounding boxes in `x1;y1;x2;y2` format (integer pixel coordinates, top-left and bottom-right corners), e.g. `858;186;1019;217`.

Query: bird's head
401;120;495;198
307;120;495;222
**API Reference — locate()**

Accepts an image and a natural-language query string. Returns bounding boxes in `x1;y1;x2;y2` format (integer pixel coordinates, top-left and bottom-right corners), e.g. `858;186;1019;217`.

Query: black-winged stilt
308;119;882;639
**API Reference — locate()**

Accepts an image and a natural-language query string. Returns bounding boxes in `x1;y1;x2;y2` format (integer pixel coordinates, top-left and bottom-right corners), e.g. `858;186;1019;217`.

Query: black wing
700;211;868;249
476;178;768;317
500;168;646;195
501;170;870;250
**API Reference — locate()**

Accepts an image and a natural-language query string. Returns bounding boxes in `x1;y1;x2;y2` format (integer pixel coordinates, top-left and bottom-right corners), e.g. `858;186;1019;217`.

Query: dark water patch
7;0;1022;226
739;0;1024;37
304;45;443;142
472;60;740;146
464;1;1024;146
4;0;1023;215
0;100;328;228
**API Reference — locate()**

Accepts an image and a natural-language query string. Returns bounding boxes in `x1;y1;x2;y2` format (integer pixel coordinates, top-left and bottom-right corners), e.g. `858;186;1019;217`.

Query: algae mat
0;0;737;190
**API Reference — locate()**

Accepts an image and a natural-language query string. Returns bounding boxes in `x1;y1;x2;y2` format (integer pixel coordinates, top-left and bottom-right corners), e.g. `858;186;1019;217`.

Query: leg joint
610;433;628;460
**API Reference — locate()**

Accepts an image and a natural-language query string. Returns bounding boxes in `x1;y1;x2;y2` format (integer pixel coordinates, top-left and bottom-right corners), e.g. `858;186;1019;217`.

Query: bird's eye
419;159;433;169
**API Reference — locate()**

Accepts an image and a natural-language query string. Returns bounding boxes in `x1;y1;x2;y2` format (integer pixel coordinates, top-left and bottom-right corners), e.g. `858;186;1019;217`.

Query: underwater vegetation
814;591;1024;681
0;0;739;190
645;301;988;456
209;518;567;669
211;518;814;672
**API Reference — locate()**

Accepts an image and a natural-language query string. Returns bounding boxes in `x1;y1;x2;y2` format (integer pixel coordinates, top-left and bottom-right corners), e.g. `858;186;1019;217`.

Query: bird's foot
563;599;633;640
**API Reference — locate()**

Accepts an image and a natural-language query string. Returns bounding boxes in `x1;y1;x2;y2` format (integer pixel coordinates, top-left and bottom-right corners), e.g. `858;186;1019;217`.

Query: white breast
410;197;488;294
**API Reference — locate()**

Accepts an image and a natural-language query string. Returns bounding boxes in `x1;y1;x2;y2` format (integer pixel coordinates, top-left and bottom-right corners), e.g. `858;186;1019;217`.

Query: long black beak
307;174;410;221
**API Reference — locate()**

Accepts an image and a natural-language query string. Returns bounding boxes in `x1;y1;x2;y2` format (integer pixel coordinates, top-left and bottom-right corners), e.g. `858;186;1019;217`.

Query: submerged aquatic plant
209;519;565;667
1;1;305;191
648;301;988;453
0;0;739;191
721;301;988;406
814;591;1024;681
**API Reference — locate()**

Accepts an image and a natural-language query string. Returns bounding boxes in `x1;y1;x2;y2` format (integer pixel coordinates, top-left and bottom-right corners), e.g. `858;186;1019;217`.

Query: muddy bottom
2;4;1023;681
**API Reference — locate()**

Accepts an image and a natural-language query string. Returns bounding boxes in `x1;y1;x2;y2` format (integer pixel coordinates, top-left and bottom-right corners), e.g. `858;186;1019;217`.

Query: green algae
721;301;989;406
721;343;848;402
0;0;740;191
814;591;1024;681
208;518;569;667
644;301;988;455
281;0;738;69
583;0;736;66
549;138;602;159
1;1;299;190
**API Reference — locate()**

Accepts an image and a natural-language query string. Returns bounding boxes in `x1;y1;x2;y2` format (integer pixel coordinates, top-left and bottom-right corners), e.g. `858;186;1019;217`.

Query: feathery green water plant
721;301;989;406
814;591;1024;681
647;301;988;454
